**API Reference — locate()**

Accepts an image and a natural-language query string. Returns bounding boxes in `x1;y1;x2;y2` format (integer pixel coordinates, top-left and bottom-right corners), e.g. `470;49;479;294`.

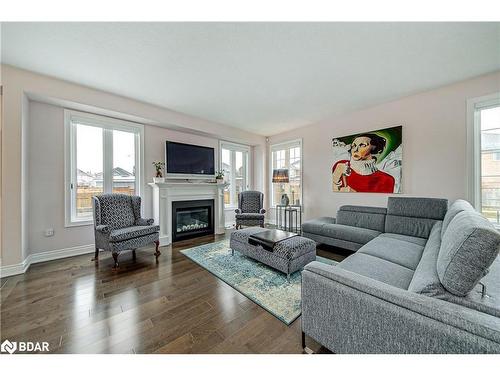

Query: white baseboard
30;244;95;265
159;235;170;246
0;256;31;278
0;244;95;278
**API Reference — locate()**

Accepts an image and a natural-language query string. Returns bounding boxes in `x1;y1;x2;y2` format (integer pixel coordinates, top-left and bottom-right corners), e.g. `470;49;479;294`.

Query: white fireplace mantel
148;181;227;246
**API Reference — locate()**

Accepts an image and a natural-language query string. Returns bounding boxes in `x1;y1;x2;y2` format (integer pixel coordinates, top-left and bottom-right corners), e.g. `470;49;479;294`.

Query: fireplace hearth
172;199;214;242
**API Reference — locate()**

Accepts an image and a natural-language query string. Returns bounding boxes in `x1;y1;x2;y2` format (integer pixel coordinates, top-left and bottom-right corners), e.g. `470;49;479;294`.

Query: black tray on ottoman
248;229;298;250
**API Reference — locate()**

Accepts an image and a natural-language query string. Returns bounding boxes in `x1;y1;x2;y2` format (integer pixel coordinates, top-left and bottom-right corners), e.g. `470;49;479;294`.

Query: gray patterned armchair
235;190;266;229
92;194;160;269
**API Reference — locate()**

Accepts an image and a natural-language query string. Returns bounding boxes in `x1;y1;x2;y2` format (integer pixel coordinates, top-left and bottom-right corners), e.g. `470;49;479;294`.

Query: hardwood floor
0;231;348;354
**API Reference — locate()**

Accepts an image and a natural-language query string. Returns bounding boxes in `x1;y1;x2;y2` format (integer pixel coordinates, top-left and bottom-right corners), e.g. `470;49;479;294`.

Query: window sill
65;220;94;228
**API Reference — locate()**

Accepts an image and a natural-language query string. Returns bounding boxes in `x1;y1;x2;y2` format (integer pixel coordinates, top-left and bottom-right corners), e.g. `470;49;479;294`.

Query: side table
275;204;303;234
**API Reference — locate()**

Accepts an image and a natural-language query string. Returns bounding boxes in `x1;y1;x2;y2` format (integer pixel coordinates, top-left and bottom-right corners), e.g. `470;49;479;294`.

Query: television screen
166;141;215;176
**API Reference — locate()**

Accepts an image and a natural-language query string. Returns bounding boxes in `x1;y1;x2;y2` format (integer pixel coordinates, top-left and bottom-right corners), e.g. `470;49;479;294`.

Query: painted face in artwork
350;136;373;161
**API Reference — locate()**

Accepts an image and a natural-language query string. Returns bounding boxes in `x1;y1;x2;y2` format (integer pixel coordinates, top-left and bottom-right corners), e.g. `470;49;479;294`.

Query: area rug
180;239;336;325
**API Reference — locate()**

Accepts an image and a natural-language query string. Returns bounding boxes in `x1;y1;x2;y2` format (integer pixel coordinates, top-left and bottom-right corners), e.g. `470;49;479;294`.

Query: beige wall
3;63;499;268
1;65;266;267
268;71;500;221
29;101;249;254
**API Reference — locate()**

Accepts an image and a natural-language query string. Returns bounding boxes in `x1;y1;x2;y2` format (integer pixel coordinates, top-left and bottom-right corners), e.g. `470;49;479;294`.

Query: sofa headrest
387;197;448;220
409;221;500;318
438;210;500;296
339;205;387;215
385;197;448;238
441;199;475;238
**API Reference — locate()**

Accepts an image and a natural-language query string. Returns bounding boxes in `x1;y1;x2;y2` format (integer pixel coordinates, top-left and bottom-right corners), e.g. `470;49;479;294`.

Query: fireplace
172;199;215;242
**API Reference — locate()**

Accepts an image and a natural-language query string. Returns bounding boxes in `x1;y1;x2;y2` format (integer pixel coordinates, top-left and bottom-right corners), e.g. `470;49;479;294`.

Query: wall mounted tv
165;141;215;179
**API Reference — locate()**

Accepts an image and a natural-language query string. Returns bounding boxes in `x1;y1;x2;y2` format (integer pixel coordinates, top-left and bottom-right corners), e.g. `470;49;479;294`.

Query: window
220;141;250;207
270;139;302;207
468;94;500;226
65;110;144;226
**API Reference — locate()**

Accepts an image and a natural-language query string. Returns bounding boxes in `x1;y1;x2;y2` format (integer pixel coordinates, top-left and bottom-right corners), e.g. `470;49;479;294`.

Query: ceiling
1;22;499;136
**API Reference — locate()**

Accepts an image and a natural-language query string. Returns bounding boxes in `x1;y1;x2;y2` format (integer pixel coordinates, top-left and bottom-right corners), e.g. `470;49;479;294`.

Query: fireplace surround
149;181;226;246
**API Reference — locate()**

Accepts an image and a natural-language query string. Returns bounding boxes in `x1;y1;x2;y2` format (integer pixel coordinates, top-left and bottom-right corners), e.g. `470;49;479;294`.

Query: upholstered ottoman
230;227;317;281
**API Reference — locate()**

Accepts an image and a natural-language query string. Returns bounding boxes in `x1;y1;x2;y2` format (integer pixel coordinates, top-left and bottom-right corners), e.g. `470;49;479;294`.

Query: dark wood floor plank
1;230;343;353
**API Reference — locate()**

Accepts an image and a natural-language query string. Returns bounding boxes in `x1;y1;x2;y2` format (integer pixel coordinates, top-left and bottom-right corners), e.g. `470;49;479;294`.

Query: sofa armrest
95;224;110;234
302;261;500;353
235;208;242;214
259;208;266;214
135;218;154;226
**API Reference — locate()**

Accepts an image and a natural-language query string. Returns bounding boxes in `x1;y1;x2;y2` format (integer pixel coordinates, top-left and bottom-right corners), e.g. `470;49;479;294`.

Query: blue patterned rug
180;239;336;325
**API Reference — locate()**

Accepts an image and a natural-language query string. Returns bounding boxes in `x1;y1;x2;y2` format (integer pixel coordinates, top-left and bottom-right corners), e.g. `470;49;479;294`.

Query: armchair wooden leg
154;240;161;261
92;247;99;261
132;249;137;260
112;252;119;270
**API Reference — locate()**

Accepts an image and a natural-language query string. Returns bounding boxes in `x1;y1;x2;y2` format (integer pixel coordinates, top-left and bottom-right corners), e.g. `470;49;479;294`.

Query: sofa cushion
109;225;160;242
235;213;265;220
230;226;269;243
239;190;263;213
336;205;387;232
441;199;474;238
301;216;336;232
97;194;136;229
385;197;448;239
305;223;380;245
338;253;414;289
358;236;424;270
409;221;444;294
437;210;500;296
409;221;500;318
378;233;427;247
301;232;364;252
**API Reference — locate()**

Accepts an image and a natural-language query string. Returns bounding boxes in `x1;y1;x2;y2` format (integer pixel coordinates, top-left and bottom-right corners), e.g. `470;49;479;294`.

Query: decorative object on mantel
215;169;225;184
272;168;290;206
152;161;165;183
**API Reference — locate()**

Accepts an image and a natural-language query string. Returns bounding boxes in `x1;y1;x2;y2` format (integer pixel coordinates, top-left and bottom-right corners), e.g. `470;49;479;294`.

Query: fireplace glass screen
176;208;209;233
171;199;214;242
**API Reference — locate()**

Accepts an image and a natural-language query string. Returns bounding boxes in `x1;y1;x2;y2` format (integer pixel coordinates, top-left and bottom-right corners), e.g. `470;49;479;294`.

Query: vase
280;193;290;206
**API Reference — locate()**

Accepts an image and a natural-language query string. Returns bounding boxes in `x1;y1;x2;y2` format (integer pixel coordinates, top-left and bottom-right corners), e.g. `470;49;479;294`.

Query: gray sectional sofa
301;197;500;353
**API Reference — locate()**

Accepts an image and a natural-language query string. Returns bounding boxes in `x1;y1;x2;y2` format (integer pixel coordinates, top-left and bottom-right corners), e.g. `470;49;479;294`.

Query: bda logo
1;339;17;354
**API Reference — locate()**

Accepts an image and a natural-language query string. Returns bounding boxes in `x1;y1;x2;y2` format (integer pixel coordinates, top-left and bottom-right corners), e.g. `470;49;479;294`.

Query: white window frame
466;92;500;212
64;109;145;227
269;139;303;208
219;140;251;208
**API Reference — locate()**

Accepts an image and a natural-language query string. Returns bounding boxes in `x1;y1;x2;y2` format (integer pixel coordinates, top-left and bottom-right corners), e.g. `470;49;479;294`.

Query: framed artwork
331;126;402;193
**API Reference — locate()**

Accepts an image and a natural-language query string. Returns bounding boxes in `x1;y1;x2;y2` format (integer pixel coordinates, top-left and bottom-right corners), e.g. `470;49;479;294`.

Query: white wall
268;71;500;221
1;65;266;268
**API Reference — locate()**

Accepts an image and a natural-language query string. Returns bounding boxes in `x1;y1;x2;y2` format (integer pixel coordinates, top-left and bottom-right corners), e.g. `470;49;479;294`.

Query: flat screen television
165;141;215;179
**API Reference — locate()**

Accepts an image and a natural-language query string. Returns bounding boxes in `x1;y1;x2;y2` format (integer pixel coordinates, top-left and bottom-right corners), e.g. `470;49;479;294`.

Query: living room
1;2;500;372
